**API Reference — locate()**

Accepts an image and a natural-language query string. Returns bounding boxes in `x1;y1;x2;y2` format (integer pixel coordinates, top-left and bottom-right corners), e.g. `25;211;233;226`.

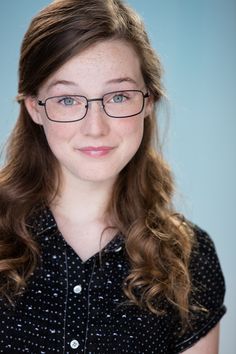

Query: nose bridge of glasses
86;97;104;110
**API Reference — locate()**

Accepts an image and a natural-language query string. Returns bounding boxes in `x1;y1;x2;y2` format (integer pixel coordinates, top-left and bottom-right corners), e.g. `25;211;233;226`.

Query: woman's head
25;39;153;185
14;0;165;197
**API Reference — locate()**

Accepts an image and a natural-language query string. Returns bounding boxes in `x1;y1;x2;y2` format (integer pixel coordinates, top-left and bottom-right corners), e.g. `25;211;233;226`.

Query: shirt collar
103;232;124;253
27;206;58;238
27;206;125;253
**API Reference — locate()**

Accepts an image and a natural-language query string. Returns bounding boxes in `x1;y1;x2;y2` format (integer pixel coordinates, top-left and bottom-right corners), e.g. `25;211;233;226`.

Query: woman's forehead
41;39;144;94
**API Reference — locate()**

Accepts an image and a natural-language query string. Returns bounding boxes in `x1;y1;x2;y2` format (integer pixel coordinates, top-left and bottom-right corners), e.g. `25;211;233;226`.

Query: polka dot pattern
0;208;226;353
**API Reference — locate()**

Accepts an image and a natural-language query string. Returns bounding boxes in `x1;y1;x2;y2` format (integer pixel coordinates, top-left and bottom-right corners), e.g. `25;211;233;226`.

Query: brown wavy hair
0;0;194;324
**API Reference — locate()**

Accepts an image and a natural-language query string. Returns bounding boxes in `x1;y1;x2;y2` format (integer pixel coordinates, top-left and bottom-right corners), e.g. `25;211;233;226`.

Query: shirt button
73;284;82;294
70;339;79;349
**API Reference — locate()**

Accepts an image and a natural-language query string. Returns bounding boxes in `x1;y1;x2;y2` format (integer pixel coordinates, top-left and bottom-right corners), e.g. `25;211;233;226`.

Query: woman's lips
77;146;115;157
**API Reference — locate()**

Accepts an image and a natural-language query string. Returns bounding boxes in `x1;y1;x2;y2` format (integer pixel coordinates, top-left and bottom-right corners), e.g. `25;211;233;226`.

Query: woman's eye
112;94;127;103
59;97;76;106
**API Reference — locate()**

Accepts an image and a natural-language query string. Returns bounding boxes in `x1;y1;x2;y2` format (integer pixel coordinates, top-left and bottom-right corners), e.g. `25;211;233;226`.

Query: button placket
64;246;92;352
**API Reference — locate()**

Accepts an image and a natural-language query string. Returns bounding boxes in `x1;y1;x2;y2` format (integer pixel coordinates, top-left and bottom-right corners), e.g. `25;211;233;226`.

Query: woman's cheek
43;121;76;141
114;116;144;137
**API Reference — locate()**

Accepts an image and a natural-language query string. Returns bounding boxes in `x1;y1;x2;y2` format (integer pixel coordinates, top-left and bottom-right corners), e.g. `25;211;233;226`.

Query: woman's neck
49;176;117;261
51;175;115;225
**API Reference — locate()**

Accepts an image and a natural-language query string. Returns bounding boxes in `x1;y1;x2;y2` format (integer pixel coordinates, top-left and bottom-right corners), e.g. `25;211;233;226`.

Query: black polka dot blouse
0;207;226;353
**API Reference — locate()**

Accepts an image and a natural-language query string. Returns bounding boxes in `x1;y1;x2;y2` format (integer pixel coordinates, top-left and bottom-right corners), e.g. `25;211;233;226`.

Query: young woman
0;0;226;353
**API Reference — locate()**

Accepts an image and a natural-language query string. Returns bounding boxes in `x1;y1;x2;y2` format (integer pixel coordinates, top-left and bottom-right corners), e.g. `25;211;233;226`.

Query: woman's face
26;39;153;186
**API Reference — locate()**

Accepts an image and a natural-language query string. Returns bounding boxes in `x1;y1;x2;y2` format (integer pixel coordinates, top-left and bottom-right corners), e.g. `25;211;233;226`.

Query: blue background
0;1;235;353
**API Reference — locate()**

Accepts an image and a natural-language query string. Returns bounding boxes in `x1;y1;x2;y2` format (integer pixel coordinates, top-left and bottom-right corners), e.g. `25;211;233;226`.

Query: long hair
0;0;194;324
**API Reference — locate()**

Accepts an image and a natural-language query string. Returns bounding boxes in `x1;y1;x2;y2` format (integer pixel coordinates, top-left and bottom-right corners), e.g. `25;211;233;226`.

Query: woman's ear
24;96;43;125
144;93;154;118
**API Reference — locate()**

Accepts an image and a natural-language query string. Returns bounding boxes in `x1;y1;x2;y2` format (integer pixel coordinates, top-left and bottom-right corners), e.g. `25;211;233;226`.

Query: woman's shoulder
189;222;225;282
191;222;217;251
169;221;226;352
188;221;226;307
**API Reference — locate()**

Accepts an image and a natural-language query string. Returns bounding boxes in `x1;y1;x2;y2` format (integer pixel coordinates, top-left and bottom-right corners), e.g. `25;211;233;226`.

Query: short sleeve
171;225;226;353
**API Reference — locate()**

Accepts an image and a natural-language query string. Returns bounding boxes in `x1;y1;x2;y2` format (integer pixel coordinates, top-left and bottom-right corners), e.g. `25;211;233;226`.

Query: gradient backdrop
0;1;235;353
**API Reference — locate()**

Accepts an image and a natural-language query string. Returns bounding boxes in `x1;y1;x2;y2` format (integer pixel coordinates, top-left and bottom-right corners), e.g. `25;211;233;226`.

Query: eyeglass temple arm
38;100;45;106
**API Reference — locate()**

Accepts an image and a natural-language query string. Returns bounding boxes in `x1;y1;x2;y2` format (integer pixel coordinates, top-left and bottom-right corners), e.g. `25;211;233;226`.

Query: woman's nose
79;100;110;137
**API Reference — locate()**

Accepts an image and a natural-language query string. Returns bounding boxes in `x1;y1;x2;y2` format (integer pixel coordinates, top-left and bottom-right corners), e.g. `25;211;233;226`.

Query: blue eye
112;94;126;103
59;97;75;106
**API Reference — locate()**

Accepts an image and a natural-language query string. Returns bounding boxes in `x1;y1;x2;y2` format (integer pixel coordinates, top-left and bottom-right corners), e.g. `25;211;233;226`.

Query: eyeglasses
37;89;149;123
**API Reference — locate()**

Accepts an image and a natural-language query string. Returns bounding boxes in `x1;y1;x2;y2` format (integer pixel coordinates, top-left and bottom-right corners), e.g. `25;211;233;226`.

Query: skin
25;39;220;353
182;324;220;353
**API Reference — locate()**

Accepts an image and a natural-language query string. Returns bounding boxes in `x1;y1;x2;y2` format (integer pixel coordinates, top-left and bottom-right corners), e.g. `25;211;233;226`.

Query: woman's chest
0;244;173;353
1;292;172;354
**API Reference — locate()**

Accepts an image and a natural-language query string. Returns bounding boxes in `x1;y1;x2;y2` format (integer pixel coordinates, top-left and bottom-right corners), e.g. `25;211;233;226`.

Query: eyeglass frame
37;89;150;123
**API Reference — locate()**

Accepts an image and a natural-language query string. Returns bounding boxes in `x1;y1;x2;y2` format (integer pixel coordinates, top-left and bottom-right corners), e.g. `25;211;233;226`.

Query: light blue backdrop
0;1;235;353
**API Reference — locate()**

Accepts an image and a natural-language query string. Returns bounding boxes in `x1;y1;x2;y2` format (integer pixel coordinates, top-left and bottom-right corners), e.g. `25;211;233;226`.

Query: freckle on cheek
117;120;143;134
46;125;74;138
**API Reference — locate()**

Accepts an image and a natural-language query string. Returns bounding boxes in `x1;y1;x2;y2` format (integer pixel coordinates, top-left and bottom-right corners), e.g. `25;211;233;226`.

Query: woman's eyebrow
47;79;77;91
46;77;138;93
105;77;138;85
